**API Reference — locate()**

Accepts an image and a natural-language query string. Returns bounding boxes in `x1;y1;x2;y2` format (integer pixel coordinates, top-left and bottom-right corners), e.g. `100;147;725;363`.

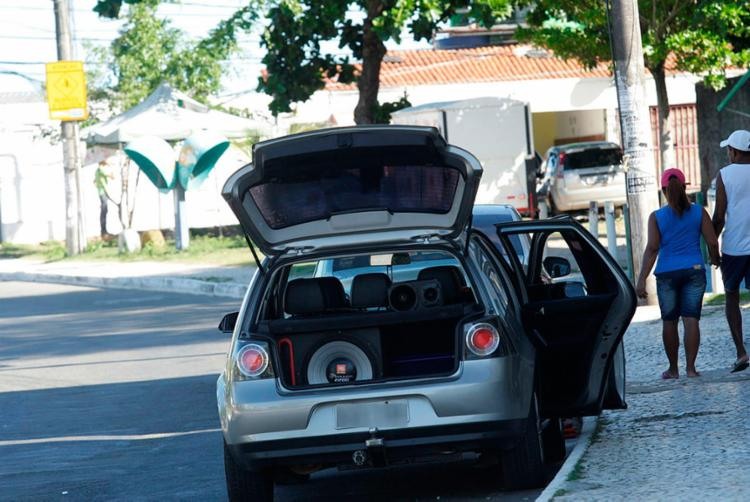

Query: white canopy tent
84;82;272;145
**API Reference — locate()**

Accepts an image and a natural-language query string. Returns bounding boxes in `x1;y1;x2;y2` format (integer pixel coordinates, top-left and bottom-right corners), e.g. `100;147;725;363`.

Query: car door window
469;237;517;317
496;220;635;417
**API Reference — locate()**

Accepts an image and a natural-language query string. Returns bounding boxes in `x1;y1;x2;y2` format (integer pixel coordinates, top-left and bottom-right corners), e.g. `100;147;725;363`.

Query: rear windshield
281;250;468;315
249;164;461;230
563;148;622;170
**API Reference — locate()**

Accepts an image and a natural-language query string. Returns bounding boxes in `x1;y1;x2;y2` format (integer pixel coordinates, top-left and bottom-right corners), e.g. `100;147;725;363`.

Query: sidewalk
546;303;750;501
0;257;255;299
2;257;749;499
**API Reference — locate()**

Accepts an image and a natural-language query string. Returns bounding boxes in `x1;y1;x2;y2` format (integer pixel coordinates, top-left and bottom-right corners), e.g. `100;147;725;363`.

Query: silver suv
217;126;635;500
538;141;626;213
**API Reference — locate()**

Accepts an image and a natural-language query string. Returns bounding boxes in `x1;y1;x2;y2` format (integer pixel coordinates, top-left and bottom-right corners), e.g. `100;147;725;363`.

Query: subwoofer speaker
306;341;374;385
292;328;383;385
388;279;442;311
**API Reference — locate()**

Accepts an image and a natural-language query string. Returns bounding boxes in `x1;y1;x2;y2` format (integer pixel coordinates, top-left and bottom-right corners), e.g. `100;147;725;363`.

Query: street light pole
52;0;84;255
609;0;660;303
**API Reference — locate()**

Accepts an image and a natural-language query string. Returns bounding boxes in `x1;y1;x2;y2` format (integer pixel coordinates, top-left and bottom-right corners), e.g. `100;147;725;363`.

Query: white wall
0;101;66;244
0;96;251;245
555;109;607;141
273;71;700;130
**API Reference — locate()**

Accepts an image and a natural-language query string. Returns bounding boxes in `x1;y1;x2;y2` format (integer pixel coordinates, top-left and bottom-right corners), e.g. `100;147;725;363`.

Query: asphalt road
0;281;553;501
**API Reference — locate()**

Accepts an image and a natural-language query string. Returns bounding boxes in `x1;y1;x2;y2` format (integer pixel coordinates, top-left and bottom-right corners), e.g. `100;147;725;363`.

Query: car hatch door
495;217;636;417
222;126;482;258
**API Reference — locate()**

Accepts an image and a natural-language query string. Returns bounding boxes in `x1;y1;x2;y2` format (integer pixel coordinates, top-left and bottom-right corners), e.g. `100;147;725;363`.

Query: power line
0;34;114;41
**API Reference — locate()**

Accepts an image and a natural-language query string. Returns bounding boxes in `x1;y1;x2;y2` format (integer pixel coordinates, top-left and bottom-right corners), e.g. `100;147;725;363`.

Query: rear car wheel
224;441;273;502
501;392;546;489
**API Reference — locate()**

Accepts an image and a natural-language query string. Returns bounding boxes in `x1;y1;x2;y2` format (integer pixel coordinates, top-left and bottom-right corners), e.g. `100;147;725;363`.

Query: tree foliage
89;1;255;112
519;0;750;86
94;1;512;124
259;1;512;123
518;0;750;168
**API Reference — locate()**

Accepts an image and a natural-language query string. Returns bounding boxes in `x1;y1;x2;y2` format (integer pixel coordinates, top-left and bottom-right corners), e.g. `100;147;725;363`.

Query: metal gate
650;104;700;192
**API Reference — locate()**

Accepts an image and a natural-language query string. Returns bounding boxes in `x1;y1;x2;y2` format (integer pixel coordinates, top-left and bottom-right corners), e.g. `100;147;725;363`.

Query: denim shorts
655;267;707;321
720;254;750;292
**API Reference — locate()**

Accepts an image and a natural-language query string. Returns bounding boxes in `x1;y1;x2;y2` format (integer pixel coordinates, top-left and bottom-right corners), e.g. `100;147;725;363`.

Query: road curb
536;416;597;502
0;271;247;299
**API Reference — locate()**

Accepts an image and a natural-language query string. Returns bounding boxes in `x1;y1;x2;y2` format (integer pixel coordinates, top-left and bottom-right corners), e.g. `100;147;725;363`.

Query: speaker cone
306;341;373;385
390;284;417;311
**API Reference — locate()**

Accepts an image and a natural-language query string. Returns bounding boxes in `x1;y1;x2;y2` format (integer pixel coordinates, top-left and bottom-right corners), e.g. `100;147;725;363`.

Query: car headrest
351;273;391;308
317;276;348;309
417;266;465;304
285;278;325;315
284;277;348;315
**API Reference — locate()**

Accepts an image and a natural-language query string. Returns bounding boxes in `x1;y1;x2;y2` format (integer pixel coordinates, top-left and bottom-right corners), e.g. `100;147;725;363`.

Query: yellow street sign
45;60;88;121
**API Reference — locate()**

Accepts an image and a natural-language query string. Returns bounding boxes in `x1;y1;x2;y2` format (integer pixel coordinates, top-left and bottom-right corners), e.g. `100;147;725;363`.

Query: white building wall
554;109;607;142
284;72;700;130
0;96;250;245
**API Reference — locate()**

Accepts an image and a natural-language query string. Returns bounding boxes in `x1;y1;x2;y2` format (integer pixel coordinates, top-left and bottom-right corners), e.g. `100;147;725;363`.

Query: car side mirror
218;312;239;334
543;256;571;279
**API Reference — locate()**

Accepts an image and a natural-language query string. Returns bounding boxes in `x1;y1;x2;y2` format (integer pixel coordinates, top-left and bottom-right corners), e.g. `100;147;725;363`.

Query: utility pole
52;0;84;255
609;0;660;303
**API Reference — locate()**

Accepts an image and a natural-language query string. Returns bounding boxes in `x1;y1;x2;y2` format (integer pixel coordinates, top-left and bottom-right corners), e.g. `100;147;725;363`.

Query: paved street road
0;281;551;501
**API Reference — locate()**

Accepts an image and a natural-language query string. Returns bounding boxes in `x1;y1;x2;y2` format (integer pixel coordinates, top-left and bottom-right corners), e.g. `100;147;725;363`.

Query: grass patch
705;291;750;306
2;234;258;267
589;417;609;445
0;241;67;260
566;459;585;482
553;488;569;498
0;243;45;259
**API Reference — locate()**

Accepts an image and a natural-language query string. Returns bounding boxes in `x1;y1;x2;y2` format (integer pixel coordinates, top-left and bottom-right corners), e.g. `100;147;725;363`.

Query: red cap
661;168;686;188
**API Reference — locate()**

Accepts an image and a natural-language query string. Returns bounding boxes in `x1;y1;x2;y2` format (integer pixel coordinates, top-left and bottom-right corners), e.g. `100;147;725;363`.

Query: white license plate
336;400;409;430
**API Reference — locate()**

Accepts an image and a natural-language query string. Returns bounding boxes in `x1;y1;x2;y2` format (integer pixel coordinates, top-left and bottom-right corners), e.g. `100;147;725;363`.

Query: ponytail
665;176;690;216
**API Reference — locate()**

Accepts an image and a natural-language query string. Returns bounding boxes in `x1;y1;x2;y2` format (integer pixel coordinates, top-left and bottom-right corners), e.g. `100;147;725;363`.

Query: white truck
391;97;538;216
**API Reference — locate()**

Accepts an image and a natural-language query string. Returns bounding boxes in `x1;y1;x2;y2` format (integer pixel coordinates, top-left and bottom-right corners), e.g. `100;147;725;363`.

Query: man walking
712;130;750;373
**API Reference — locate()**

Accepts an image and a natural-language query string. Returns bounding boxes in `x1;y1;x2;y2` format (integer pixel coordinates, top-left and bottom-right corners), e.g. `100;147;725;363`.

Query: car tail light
556;153;566;178
465;323;500;357
236;343;270;378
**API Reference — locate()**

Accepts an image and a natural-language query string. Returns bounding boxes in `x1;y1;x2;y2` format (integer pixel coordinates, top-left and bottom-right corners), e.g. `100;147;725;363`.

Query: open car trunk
256;256;481;389
259;305;474;389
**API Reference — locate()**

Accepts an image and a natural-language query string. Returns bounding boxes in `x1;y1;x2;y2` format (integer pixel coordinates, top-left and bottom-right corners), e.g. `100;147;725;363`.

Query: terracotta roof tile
323;44;679;91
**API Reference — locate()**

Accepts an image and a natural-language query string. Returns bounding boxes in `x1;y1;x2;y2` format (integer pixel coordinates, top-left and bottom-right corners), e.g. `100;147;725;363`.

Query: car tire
541;417;566;463
501;392;546;489
224;441;273;502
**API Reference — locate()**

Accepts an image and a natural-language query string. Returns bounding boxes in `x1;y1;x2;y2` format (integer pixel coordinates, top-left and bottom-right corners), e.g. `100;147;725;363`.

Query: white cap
720;130;750;152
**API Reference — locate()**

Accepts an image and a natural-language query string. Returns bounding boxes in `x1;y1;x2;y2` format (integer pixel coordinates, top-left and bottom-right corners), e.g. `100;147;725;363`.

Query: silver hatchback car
538;141;627;213
217;126;635;500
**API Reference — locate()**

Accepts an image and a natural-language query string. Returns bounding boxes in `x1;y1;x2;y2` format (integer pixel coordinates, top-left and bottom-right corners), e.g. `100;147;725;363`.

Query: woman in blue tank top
636;168;720;379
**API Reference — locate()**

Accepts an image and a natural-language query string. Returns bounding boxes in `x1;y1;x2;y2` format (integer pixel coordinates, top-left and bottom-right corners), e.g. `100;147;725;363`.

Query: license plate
336;400;409;430
582;175;611;186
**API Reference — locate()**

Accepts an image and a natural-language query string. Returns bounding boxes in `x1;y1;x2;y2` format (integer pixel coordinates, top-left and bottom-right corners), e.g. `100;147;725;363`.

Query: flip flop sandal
661;370;678;380
731;359;749;373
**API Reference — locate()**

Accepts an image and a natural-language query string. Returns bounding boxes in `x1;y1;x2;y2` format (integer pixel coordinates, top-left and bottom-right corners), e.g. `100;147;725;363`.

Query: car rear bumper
218;358;532;467
552;184;627;211
226;419;525;469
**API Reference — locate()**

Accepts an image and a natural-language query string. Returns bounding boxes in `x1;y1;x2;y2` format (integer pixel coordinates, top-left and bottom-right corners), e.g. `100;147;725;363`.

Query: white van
391;97;538;216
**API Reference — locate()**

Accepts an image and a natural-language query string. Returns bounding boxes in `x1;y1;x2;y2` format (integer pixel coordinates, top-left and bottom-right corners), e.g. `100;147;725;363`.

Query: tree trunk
651;63;677;172
353;2;386;125
99;193;109;237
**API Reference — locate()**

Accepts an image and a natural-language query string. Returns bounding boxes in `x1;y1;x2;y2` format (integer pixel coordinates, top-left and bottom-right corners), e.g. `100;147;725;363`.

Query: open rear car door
496;217;636;417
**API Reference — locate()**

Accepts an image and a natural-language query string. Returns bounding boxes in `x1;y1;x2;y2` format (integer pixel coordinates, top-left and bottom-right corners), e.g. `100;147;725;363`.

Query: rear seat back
284;277;348;316
351;273;391;308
